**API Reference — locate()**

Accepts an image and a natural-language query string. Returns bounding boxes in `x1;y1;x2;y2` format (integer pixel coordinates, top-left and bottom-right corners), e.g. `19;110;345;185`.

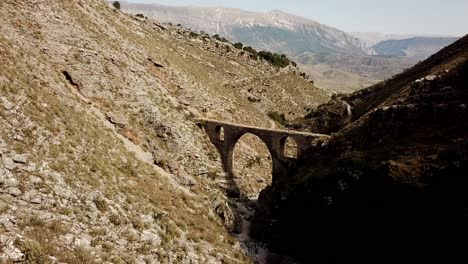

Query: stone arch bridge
200;119;330;183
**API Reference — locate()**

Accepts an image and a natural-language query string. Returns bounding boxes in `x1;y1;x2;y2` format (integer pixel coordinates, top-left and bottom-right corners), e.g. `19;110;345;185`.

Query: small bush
112;1;120;9
109;214;123;226
93;197;108;212
189;31;199;38
299;72;309;79
267;111;287;126
131;217;145;230
135;14;144;18
20;240;48;263
233;42;243;49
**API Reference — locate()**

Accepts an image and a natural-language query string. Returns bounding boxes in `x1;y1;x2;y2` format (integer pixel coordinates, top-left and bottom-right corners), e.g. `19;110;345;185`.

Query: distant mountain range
371;37;459;59
120;4;368;55
350;32;456;46
120;2;460;92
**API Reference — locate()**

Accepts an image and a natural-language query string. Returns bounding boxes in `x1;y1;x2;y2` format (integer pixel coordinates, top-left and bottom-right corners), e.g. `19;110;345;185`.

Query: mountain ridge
351;32;458;46
119;2;368;54
371;36;459;59
119;2;459;93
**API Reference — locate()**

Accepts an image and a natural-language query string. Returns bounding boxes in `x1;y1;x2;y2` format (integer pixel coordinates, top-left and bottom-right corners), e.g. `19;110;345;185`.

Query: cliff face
253;36;468;263
0;0;328;262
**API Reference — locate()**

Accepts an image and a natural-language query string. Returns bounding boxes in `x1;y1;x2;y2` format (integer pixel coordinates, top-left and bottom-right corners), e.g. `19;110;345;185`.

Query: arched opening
232;133;273;199
281;136;298;159
215;126;225;141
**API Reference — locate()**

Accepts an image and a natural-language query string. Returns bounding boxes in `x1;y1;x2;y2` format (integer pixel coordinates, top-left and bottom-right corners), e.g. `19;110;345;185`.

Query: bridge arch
232;133;273;197
215;125;225;141
200;119;330;185
280;136;298;159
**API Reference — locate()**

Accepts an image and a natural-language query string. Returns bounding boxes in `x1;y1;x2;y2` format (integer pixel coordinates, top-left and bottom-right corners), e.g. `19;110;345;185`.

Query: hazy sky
126;0;467;36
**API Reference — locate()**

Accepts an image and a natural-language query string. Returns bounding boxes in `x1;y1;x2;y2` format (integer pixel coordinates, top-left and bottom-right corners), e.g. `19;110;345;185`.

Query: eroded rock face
253;36;468;263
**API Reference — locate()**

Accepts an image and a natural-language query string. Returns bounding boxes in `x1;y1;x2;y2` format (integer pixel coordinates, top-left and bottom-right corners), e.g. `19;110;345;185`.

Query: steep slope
253;35;468;263
372;36;459;59
0;0;328;262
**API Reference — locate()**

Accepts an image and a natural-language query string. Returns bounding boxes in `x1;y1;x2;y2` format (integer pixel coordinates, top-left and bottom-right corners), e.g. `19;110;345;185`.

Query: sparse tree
233;42;243;49
112;1;121;10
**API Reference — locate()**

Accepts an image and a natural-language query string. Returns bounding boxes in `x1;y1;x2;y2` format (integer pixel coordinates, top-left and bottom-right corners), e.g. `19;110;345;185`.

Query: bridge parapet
199;119;330;183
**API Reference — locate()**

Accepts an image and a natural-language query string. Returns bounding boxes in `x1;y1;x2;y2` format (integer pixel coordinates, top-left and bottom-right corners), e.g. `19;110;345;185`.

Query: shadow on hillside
224;172;302;264
250;169;468;264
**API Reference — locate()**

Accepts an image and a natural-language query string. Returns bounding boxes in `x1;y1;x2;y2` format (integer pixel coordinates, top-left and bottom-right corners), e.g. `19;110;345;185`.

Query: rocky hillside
0;0;328;262
253;35;468;263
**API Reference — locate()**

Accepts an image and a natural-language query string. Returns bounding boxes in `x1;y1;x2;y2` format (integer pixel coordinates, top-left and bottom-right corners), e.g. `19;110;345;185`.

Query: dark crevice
148;58;164;68
62;70;81;91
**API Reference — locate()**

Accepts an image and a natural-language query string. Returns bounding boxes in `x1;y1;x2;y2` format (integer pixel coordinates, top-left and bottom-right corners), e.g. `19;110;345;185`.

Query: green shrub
243;46;257;54
189;31;199;38
242;46;259;60
258;51;292;68
112;1;120;9
136;14;144;18
109;214;123;226
233;42;243;49
20;240;48;263
267;111;287;126
93;197;108;212
213;34;229;42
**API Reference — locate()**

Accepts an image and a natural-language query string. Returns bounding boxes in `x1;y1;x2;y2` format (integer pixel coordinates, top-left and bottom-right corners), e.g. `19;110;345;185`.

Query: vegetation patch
212;34;229;42
258;51;292;68
267;111;287;126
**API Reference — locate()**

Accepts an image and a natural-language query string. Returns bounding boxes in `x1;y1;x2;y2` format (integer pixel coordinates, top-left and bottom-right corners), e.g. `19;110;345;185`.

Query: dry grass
0;0;329;262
